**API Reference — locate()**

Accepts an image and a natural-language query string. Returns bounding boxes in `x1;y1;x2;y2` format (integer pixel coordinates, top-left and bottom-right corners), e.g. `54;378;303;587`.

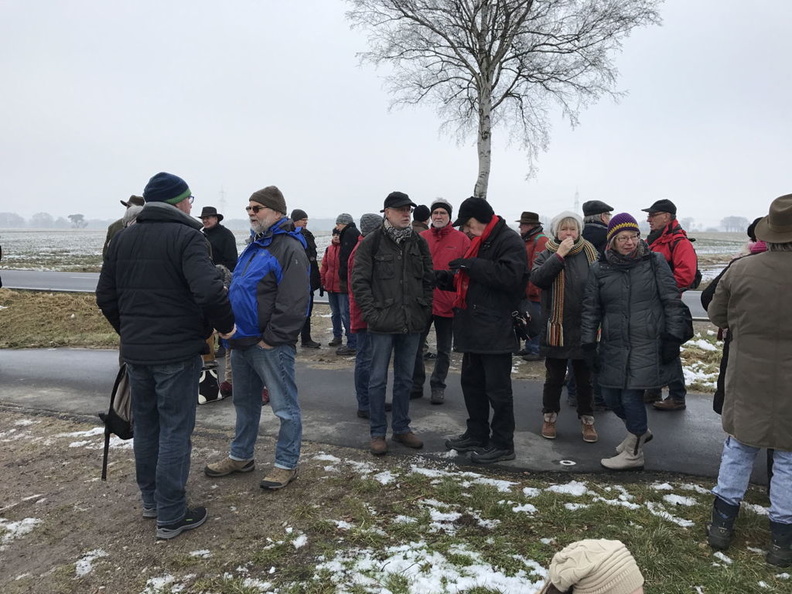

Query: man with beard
204;186;310;490
411;198;470;404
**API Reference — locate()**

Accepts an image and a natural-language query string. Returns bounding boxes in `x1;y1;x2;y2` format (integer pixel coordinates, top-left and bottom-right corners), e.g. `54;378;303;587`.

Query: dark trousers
543;357;593;416
300;292;315;342
461;352;515;451
412;315;454;391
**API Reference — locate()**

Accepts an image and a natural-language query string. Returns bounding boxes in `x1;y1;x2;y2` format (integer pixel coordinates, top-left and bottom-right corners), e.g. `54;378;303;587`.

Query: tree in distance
346;0;662;198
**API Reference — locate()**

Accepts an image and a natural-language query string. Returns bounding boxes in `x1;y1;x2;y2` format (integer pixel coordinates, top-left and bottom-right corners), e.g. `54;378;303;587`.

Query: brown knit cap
543;539;644;594
249;186;287;215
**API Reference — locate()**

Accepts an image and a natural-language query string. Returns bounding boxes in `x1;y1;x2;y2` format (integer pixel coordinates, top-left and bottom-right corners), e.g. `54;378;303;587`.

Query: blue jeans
337;293;357;348
714;436;792;524
327;292;343;339
368;332;420;437
354;330;372;412
600;387;647;435
668;377;687;403
127;355;202;526
229;344;302;470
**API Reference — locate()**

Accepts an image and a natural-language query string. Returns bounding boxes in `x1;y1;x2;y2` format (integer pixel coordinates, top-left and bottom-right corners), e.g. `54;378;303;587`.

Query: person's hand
449;258;473;270
581;343;599;372
557;237;575;257
218;324;236;340
434;269;455;288
257;339;274;350
660;334;680;363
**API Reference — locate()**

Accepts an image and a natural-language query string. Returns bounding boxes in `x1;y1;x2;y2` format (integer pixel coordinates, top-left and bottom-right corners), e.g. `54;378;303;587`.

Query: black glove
434;269;455;290
449;258;473;270
660;333;681;364
319;287;325;297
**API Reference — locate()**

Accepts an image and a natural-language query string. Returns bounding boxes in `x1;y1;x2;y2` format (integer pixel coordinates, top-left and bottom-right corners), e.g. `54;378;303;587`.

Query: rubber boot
616;429;653;454
706;497;739;551
601;432;644;471
767;520;792;567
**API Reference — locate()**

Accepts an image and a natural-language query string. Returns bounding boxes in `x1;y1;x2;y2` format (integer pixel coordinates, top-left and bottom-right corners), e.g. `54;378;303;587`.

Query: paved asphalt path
0;347;768;485
2;270;705;317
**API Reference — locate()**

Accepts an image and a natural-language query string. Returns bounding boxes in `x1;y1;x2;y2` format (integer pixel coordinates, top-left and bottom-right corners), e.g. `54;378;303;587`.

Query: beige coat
708;250;792;451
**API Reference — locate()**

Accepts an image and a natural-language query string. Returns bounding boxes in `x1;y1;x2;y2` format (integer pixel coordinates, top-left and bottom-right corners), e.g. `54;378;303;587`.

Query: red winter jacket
522;227;549;302
348;237;366;332
648;221;698;290
320;242;342;293
420;224;471;317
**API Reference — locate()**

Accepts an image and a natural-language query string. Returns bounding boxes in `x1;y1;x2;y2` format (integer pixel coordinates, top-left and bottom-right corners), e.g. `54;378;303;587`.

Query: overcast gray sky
0;0;790;229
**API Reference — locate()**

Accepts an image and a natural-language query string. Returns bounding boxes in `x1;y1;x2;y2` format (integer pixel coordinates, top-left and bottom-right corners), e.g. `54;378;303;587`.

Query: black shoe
445;433;486;453
423;351;437;360
301;340;321;349
410;390;423;400
470;446;516;465
156;507;208;540
516;348;529;356
521;353;542;361
707;497;739;551
357;409;369;419
336;346;357;356
328;337;342;347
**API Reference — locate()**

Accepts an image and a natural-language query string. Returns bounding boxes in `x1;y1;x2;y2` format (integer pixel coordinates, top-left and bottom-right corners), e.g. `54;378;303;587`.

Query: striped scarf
544;237;599;346
383;218;413;244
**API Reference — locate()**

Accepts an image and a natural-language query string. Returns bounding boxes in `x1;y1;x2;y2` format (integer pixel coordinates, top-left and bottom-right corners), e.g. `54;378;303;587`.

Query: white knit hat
549;210;584;239
542;539;644;594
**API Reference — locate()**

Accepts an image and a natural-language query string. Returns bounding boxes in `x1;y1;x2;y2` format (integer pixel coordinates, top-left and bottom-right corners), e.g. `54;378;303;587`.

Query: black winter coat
96;203;235;365
301;228;322;291
351;226;433;334
531;241;596;359
581;250;685;389
583;221;608;255
449;218;528;354
203;223;238;271
338;223;361;292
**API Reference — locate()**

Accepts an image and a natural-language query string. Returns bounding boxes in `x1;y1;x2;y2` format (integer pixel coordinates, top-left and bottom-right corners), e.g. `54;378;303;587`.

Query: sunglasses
245;205;268;214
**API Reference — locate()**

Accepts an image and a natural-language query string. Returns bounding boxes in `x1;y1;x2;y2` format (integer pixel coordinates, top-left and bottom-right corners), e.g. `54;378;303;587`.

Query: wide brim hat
199;206;223;222
755;193;792;243
120;195;145;208
516;211;540;225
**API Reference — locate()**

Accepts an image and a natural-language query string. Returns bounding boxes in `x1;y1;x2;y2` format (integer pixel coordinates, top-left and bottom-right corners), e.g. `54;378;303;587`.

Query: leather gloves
448;258;474;270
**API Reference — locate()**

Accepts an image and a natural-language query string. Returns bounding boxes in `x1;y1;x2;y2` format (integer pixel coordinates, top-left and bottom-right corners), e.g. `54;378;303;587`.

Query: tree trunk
474;83;492;200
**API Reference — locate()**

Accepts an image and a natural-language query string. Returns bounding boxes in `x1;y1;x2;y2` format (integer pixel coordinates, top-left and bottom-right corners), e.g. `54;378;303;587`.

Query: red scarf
453;216;500;309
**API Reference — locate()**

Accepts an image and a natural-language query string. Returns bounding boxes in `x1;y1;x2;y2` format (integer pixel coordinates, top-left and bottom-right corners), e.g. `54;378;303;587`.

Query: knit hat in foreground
544;539;644;594
452;197;494;227
143;172;191;204
249;186;287;215
607;213;640;243
359;213;383;236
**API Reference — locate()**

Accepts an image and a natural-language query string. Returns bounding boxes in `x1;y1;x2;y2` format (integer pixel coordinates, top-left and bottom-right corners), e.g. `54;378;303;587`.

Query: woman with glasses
581;213;686;471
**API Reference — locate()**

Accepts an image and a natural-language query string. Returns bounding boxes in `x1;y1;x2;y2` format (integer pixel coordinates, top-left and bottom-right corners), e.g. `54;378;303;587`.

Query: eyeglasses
246;205;268;214
187;196;194;204
615;234;640;244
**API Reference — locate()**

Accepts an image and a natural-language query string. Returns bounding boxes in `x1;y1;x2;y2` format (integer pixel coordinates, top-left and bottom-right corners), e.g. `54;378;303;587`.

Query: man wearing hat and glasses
352;191;434;456
706;193;792;567
516;211;548;361
199;206;238;272
642;198;698;411
103;195;145;258
581;200;613;255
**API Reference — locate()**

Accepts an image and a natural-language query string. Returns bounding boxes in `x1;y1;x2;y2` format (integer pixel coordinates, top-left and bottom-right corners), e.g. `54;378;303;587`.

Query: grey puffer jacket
351;226;433;334
531;241;596;359
581;250;685;389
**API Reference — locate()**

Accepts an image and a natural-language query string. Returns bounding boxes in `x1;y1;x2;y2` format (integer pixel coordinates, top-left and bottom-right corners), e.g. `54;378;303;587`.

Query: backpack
99;363;133;480
198;361;222;404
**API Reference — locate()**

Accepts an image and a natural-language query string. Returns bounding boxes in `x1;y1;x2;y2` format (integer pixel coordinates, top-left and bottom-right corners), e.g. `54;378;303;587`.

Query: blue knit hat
143;172;192;204
607;213;640;242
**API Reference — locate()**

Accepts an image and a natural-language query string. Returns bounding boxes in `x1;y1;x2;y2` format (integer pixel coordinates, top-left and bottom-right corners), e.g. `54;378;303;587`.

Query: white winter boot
601;432;646;471
615;428;653;453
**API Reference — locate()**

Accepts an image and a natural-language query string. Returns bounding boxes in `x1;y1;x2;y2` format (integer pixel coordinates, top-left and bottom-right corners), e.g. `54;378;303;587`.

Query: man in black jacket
97;172;235;540
335;213;360;354
441;197;528;464
199;206;238;271
292;208;321;348
581;200;613;255
352;192;434;456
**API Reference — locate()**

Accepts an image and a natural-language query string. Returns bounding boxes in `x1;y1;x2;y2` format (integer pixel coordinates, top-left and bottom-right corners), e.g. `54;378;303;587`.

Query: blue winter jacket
227;218;310;348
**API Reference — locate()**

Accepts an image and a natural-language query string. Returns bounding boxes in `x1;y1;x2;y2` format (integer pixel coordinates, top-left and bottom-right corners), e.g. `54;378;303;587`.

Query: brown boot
541;412;557;440
393;431;423;449
581;415;598;443
370;436;387;456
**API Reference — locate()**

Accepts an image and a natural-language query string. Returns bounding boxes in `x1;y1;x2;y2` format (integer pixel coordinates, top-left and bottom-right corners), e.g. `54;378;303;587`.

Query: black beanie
430;198;453;217
413;205;430;222
452;197;494;227
291;208;308;221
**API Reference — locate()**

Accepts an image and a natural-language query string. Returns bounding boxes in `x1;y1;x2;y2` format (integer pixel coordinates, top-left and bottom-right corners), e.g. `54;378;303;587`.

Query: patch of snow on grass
189;549;212;558
57;427;104;438
292;533;308;549
512;503;538;514
742;502;770;516
393;515;417;524
686;339;718;351
546;480;590;497
141;575;183;594
0;517;42;546
679;483;711;495
522;487;541;498
564;503;590;511
13;419;38;426
645;502;694;527
663;494;698;507
75;549;107;577
374;471;395;484
714;551;733;564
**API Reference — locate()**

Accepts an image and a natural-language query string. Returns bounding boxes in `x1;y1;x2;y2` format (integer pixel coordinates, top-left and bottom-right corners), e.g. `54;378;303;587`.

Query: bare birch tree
346;0;662;198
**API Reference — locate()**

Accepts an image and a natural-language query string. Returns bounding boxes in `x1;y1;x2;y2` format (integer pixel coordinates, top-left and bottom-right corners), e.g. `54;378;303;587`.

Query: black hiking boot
767;521;792;567
706;497;739;550
470;446;516;465
444;432;486;453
